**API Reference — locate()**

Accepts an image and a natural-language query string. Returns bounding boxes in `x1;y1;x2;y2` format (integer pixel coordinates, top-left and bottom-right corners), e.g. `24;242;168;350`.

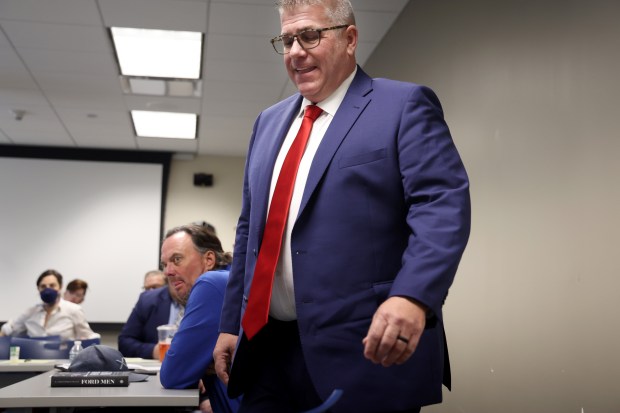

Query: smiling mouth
295;66;315;74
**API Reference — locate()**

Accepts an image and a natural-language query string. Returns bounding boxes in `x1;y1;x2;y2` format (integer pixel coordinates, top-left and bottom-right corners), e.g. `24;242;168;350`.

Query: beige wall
365;1;620;412
164;154;246;253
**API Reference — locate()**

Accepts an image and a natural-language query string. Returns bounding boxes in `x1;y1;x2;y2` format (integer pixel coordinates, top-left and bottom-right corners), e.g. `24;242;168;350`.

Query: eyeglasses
270;25;349;55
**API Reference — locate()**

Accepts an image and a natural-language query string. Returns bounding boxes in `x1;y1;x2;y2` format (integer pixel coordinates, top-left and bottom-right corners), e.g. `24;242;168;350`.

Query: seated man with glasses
118;271;184;359
142;269;167;291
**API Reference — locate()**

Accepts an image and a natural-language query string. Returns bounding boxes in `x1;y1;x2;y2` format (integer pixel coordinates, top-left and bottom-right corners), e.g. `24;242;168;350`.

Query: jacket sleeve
70;305;100;340
390;85;471;318
118;292;158;359
0;306;38;336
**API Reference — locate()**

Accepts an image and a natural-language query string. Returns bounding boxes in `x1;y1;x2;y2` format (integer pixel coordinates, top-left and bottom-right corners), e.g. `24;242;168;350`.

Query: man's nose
288;37;307;56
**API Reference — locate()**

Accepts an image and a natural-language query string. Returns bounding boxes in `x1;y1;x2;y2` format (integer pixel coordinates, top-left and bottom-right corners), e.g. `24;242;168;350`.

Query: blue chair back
27;335;62;341
0;336;10;359
5;337;100;360
79;337;100;348
65;337;101;350
9;337;71;359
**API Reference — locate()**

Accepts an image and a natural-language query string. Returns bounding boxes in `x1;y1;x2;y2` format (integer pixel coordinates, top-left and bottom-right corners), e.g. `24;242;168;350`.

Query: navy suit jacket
220;67;471;411
118;286;172;359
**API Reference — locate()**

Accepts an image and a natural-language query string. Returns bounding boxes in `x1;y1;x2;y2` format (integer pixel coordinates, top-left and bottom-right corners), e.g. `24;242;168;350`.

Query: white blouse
1;299;99;340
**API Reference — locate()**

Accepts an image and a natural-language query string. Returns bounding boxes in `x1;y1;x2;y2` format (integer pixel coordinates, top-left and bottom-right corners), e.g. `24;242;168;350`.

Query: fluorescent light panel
120;77;202;97
111;27;202;79
131;110;197;139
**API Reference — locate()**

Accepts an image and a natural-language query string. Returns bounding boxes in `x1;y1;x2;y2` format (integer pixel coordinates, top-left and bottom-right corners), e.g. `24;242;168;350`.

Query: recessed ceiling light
119;77;202;97
111;27;202;79
131;110;197;139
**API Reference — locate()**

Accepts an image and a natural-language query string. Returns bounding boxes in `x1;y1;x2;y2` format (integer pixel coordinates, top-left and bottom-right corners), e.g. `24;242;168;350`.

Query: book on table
51;371;130;387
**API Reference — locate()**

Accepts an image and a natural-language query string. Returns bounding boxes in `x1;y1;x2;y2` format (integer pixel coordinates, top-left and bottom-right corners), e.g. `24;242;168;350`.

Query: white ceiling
0;0;409;157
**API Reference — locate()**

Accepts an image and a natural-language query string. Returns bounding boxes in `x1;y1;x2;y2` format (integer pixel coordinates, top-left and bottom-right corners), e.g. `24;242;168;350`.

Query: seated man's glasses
270;25;349;55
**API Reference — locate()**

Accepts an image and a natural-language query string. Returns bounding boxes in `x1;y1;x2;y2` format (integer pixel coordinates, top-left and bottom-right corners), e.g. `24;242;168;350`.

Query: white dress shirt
0;298;100;340
269;67;357;320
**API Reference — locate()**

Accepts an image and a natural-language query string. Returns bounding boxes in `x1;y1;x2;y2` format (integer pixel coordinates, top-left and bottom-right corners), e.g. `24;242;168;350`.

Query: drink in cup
156;324;178;362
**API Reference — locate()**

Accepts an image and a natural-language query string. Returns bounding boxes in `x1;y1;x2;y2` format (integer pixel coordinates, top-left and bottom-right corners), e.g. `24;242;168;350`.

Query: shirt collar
299;66;357;118
37;299;62;313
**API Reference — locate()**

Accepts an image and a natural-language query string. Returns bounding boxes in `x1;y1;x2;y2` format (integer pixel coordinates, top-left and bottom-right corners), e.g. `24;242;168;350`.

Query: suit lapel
297;69;373;219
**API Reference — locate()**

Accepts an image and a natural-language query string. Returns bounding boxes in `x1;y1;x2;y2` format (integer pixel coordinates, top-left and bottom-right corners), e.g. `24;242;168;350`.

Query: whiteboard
0;155;167;323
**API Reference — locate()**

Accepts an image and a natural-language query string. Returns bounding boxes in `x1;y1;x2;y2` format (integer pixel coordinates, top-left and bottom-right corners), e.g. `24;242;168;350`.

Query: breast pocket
338;148;387;169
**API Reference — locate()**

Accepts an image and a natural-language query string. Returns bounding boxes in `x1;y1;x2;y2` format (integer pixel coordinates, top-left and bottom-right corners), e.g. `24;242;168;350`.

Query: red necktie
242;105;323;340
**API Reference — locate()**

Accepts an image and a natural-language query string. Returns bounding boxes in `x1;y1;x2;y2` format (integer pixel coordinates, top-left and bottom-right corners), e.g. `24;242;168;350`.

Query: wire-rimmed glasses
270;25;349;55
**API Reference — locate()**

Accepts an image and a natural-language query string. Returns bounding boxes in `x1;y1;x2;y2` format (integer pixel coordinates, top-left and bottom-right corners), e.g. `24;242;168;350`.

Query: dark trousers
235;318;421;413
237;318;323;413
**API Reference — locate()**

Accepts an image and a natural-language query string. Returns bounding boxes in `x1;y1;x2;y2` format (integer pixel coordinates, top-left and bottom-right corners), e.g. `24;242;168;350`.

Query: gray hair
144;270;167;284
276;0;355;26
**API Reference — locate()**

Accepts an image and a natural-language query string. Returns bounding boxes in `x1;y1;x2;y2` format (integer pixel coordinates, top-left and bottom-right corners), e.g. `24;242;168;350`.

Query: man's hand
362;296;427;367
152;343;160;360
213;333;238;385
197;379;213;412
199;398;213;413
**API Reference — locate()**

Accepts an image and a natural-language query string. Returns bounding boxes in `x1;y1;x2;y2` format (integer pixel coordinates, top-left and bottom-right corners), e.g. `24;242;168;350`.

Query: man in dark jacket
118;282;183;359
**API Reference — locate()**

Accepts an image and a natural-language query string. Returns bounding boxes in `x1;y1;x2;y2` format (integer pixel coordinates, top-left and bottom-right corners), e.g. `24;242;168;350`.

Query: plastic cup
9;346;20;363
156;324;177;361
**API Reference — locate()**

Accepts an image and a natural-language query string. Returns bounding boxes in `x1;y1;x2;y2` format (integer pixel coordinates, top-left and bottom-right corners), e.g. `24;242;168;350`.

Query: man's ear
346;24;358;55
203;250;217;271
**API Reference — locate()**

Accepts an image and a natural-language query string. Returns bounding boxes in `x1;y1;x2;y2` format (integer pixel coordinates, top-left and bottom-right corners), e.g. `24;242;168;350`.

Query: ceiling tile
20;49;118;76
203;78;282;105
123;95;202;113
203;59;283;83
0;90;50;108
55;107;132;127
99;0;208;32
208;3;280;37
0;0;101;25
72;131;138;150
2;21;110;52
0;48;40;89
0;129;12;143
35;72;121;96
137;136;198;152
1;115;74;146
205;34;282;64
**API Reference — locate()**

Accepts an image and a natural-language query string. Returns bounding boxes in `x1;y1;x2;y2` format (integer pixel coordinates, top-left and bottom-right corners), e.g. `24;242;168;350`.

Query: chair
9;337;71;359
27;335;61;341
0;336;10;359
66;337;101;350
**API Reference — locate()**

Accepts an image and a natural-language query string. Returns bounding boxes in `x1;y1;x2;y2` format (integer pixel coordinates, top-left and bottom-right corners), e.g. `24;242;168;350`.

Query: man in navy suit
118;280;183;359
214;1;471;412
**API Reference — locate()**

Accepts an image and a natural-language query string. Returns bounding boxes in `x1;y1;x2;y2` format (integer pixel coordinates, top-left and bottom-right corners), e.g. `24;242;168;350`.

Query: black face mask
40;288;59;304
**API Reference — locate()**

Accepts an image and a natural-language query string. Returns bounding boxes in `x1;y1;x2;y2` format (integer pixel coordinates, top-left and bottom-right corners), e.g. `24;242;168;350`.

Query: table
0;369;198;412
0;359;65;388
0;358;162;387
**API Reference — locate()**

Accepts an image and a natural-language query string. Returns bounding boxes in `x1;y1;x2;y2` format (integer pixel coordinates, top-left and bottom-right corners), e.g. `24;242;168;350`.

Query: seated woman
63;278;88;304
0;269;99;341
